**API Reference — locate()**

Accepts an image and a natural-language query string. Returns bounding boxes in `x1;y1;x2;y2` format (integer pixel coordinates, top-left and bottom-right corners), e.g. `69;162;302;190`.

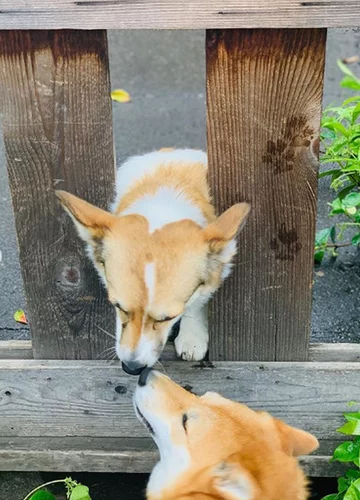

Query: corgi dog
134;368;319;500
56;149;250;374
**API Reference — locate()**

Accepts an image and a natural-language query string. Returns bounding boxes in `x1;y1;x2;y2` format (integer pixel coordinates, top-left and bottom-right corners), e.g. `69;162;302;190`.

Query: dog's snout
138;367;154;387
122;360;146;376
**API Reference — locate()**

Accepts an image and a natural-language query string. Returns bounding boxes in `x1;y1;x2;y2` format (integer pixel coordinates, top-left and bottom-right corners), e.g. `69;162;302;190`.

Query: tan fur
56;151;250;365
134;372;318;500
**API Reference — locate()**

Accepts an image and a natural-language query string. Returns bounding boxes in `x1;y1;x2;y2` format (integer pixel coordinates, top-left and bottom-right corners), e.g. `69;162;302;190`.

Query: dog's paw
175;329;208;361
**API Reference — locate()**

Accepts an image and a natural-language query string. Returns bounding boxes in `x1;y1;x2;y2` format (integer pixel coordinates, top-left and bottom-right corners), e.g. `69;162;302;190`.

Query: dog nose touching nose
138;367;153;387
121;361;146;376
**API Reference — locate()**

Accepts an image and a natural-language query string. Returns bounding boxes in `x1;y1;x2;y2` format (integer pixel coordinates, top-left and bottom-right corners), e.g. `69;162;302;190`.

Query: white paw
175;329;209;361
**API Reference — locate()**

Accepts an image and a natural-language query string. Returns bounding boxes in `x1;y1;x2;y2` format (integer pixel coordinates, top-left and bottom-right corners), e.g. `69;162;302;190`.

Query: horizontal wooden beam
2;341;360;362
0;359;358;475
0;1;358;29
0;436;348;477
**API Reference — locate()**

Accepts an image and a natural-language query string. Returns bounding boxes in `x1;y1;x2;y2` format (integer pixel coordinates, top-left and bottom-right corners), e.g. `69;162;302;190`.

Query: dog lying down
134;369;319;500
56;149;250;375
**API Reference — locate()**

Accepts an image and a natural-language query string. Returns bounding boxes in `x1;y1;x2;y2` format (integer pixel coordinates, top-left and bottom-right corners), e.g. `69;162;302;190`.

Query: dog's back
112;149;215;228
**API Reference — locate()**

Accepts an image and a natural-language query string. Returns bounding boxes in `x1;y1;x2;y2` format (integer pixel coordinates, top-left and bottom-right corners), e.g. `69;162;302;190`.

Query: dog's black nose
138;367;153;387
122;361;146;376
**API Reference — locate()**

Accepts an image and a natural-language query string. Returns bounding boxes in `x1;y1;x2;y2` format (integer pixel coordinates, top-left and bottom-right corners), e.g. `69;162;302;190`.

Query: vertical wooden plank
206;29;326;361
0;31;115;359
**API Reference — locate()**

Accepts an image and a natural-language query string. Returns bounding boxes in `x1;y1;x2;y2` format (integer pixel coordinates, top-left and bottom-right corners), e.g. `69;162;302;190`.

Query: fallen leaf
111;89;131;103
14;309;27;325
342;55;360;65
315;271;325;277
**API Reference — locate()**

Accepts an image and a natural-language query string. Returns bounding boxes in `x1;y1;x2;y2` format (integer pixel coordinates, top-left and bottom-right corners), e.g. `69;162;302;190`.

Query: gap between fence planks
207;29;326;362
0;1;358;29
0;31;115;360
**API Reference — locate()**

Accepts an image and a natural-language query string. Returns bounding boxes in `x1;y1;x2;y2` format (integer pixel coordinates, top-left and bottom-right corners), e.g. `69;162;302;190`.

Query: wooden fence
0;0;360;477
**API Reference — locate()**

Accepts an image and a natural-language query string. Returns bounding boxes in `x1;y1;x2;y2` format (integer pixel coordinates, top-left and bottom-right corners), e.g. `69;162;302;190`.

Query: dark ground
0;28;360;500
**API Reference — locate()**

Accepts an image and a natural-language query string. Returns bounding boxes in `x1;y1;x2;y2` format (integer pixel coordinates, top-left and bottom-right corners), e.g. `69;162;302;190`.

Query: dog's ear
212;461;255;500
203;203;250;254
56;190;115;245
273;418;319;457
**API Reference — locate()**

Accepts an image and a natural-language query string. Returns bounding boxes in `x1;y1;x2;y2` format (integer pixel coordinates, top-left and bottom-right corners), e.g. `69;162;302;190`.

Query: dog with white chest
56;149;250;374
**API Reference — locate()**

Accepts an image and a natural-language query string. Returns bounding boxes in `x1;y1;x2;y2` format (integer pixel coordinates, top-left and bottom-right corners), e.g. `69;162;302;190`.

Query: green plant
321;405;360;500
315;60;360;263
23;477;91;500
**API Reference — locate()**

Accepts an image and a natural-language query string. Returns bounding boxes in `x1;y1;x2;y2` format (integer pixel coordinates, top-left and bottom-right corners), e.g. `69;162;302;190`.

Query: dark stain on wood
270;223;303;261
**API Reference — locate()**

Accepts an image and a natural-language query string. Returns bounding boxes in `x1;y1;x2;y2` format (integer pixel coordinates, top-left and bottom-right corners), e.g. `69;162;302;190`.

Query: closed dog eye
182;414;188;432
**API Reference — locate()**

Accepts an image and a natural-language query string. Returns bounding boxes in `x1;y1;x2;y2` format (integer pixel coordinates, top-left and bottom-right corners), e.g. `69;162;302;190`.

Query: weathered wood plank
0;1;358;29
0;341;33;359
2;340;360;363
0;31;115;359
206;29;326;361
0;439;344;477
0;360;357;443
309;343;360;362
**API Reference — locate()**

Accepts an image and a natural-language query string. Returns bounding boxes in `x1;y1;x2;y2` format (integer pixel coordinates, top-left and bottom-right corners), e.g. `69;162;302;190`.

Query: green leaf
343;96;360;106
319;169;341;178
70;484;91;500
29;491;56;500
333;441;360;463
322;121;350;137
352;103;360;124
314;249;325;263
346;470;360;480
338;420;360;436
338;59;358;78
342;193;360;208
339;477;352;493
321;495;342;500
344;479;360;500
341;76;360;91
315;228;332;247
351;233;360;245
344;413;360;422
330;197;345;215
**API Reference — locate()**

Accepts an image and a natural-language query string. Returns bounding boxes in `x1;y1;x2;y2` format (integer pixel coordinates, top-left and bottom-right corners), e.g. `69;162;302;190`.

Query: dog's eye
122;321;129;329
98;259;105;266
154;316;176;324
182;414;188;431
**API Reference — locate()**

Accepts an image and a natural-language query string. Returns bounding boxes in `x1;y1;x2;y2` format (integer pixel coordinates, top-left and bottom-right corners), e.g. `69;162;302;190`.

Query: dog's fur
134;370;319;500
56;149;250;367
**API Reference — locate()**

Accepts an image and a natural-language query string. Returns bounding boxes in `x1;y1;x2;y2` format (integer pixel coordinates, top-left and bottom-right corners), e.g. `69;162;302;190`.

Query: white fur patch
112;149;207;211
145;262;156;305
121;187;206;232
134;384;190;495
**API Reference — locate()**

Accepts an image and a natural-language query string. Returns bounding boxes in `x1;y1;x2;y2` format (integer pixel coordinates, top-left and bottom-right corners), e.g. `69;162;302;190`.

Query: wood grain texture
0;341;33;359
309;343;360;362
0;436;343;476
2;340;360;362
0;31;115;359
206;29;326;361
0;1;358;29
0;360;358;449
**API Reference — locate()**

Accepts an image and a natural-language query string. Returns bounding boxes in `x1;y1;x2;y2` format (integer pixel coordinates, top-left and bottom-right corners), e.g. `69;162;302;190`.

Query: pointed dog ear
272;417;319;457
56;190;115;244
203;203;250;254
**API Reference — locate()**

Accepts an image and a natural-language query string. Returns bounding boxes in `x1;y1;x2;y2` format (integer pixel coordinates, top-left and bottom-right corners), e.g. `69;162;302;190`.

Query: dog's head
134;369;319;500
56;191;249;373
